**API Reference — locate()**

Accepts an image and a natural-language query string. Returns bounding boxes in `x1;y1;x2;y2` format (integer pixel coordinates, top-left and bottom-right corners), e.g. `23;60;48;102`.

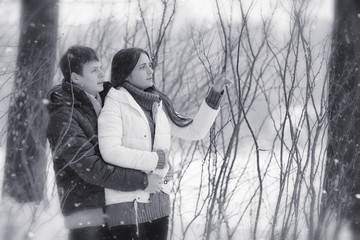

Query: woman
98;48;230;239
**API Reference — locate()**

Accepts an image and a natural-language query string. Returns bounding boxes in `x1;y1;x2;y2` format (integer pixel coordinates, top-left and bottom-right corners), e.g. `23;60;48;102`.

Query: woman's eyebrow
91;65;101;69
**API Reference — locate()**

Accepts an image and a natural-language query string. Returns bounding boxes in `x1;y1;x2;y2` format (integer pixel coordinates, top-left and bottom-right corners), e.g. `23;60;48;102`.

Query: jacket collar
61;80;91;106
107;87;149;119
107;87;137;106
47;80;92;111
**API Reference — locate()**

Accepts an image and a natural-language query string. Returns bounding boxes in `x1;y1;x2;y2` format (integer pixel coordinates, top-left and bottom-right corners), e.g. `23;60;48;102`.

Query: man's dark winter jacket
46;81;148;216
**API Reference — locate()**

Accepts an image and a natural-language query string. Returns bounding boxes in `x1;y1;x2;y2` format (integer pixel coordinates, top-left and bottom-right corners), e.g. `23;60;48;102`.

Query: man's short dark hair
60;45;99;82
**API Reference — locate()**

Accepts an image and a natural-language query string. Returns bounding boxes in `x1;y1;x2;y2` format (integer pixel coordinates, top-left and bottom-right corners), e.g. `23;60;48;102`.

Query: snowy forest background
2;0;360;239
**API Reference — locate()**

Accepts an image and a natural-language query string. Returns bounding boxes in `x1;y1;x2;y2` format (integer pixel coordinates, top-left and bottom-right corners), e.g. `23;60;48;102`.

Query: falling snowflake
345;34;350;44
42;99;49;105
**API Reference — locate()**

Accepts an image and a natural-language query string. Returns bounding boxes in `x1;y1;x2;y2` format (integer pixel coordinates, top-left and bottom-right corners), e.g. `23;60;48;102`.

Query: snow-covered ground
0;149;355;240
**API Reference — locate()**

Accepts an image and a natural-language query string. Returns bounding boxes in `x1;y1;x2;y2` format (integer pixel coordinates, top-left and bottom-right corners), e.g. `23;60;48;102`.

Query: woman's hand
144;174;162;193
212;72;233;93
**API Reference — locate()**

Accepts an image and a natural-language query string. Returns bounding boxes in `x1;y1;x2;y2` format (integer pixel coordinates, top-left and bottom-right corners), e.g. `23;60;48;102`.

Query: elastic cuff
205;87;223;110
156;150;166;169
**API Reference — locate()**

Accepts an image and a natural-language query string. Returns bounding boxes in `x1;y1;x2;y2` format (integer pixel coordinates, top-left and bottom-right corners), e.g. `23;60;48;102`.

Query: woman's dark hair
60;45;99;82
111;48;149;88
111;47;192;127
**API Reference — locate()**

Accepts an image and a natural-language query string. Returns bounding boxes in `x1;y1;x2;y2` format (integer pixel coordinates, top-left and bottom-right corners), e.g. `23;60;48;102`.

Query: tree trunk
2;0;58;203
324;0;360;234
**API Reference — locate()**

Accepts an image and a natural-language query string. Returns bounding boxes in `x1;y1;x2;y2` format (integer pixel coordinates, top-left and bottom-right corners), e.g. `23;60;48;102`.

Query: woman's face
126;53;154;90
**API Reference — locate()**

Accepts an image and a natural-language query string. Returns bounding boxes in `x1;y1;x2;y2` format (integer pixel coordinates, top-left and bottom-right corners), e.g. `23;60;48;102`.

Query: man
46;45;160;240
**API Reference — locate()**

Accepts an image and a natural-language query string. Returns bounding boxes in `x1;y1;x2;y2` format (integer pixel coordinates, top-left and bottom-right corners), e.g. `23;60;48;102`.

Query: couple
46;45;229;240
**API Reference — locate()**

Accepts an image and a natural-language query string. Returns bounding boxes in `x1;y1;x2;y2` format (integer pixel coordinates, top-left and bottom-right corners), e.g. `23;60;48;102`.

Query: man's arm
47;107;148;191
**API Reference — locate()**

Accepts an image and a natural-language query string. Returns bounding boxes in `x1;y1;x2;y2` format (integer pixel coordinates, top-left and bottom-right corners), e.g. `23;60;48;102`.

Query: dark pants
68;224;114;240
110;216;169;240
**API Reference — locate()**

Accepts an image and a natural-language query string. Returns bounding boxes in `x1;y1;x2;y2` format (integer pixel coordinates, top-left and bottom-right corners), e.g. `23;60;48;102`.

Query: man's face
74;61;105;95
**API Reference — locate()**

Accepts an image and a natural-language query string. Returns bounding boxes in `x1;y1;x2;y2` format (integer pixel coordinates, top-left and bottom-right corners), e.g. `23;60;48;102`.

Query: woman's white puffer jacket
98;87;219;205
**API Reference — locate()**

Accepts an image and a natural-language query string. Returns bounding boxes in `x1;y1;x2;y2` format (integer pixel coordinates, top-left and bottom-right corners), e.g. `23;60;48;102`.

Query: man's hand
164;164;174;184
144;173;162;193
